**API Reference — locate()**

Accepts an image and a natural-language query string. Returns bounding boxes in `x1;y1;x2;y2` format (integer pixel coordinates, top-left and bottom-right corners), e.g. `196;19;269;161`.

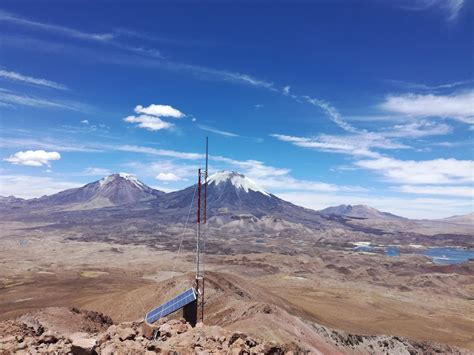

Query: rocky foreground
1;306;470;354
0;307;298;354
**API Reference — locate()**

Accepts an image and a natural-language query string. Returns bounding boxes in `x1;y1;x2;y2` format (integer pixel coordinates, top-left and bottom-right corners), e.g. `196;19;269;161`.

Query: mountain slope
319;204;405;220
150;171;332;229
28;173;164;210
440;212;474;225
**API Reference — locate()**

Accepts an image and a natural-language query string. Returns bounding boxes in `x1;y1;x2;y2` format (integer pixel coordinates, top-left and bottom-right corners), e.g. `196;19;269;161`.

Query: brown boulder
69;332;97;355
117;327;136;341
39;331;58;344
141;321;160;340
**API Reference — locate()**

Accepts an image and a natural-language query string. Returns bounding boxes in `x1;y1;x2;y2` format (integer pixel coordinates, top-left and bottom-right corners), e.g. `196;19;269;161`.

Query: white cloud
80;119;89;125
355;157;474;185
124;114;174;131
282;86;290;95
0;175;81;198
380;90;474;124
4;150;61;167
134;104;184;118
155;172;181;181
397;185;473;197
0;69;68;90
124;103;184;131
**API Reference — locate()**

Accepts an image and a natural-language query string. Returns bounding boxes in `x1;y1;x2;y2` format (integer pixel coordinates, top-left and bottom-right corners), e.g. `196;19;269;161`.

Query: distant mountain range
0;171;472;252
2;171;469;221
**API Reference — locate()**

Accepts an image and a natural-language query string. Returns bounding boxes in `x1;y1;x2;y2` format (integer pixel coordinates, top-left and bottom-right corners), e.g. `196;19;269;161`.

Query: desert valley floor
1;222;473;353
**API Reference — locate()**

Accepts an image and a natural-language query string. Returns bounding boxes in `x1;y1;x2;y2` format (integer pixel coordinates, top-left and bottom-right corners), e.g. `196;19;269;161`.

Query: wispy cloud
304;96;359;133
0;68;68;90
386;79;472;92
125;160;197;182
381;120;452;138
197;125;240;138
271;131;409;159
272;134;379;158
82;167;112;176
2;26;274;91
380;90;474;125
119;144;363;194
397;185;473;198
163;61;275;90
0;137;103;152
196;124;262;142
355;157;474;185
0;10;114;41
0;10;163;59
117;145;204;160
111;27;219;48
396;0;465;22
0;174;81;198
0;88;90;112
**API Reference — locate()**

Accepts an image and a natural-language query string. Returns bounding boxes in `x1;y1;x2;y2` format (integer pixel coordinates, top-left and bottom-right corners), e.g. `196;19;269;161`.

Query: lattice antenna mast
195;137;208;323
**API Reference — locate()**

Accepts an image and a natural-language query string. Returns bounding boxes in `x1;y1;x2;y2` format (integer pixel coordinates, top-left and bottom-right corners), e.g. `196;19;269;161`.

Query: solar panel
145;288;197;324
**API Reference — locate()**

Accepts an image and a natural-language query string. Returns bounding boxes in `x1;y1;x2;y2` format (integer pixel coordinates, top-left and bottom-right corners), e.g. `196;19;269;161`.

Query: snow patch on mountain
99;173;145;189
208;171;269;196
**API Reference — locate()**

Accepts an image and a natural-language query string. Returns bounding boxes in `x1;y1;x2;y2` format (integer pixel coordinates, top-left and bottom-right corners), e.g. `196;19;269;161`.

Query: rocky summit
0;307;297;354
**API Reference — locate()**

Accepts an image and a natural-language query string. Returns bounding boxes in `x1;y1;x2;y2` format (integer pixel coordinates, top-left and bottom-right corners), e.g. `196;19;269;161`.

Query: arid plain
1;220;473;352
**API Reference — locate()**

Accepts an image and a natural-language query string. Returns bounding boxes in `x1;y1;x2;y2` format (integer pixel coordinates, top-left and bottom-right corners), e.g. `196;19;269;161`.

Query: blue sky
0;0;472;218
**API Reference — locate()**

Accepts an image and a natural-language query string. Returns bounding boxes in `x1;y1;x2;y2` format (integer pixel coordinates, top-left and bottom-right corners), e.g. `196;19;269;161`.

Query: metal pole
202;137;208;323
196;169;201;279
204;137;208;224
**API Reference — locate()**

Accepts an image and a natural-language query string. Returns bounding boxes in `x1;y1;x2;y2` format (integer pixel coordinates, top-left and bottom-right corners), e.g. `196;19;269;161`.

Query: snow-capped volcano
29;173;164;209
207;171;269;196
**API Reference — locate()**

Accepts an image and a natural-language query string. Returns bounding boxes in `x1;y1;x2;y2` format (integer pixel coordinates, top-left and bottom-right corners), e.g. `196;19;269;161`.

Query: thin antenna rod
196;169;201;281
204;136;208;223
202;137;208;323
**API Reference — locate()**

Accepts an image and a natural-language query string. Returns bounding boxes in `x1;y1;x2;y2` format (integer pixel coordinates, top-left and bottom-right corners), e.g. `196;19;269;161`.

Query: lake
353;243;474;265
423;247;474;265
